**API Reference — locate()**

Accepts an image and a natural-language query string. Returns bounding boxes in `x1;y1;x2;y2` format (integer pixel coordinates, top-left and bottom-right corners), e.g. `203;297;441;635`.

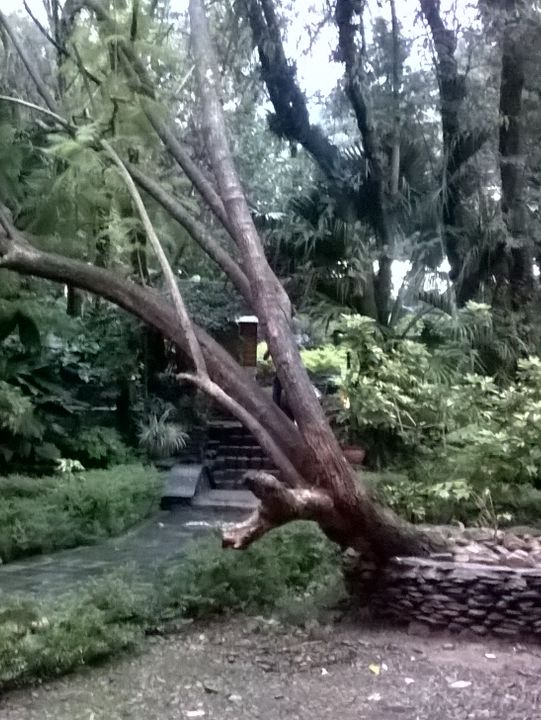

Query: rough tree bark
420;0;490;305
0;2;447;563
497;1;534;308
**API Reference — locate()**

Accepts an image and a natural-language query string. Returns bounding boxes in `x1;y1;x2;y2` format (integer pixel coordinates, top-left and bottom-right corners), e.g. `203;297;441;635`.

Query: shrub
300;344;347;376
60;426;136;468
0;573;149;689
432;358;541;489
0;524;341;690
0;464;161;563
137;409;189;459
364;471;541;528
162;522;343;618
337;314;541;476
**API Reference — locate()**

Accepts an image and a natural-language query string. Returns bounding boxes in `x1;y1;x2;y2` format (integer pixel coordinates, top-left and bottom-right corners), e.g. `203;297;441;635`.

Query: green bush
0;524;341;690
337;314;499;464
0;573;150;689
60;426;136;468
0;464;161;563
300;344;347;376
431;358;541;489
162;522;343;618
364;471;541;528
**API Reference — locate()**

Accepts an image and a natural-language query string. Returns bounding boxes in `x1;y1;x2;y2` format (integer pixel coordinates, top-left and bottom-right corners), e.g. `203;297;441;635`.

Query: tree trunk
498;4;534;308
420;0;489;304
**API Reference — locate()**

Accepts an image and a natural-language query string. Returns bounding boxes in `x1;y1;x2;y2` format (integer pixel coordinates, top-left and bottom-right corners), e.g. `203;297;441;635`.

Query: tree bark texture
420;0;489;305
498;4;534;308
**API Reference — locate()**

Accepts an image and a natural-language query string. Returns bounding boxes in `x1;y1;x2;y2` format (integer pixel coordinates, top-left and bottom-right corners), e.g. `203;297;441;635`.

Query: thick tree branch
106;143;301;481
127;163;252;303
178;376;305;488
335;0;379;163
107;138;302;468
189;0;292;323
334;0;393;322
189;0;362;512
243;0;342;182
141;103;235;236
420;0;490;298
0;227;306;470
497;1;533;307
389;0;401;198
222;472;335;549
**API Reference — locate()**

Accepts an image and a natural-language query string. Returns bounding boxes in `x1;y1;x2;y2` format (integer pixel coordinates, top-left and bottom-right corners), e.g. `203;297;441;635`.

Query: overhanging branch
127;163;252;303
0;227;305;466
243;0;342;181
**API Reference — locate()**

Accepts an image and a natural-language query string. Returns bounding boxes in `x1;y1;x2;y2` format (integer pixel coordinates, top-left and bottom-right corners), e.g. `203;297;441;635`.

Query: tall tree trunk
498;3;533;308
420;0;489;305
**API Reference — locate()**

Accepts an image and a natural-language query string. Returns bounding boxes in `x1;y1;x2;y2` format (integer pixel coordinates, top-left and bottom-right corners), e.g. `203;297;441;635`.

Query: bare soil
1;616;540;720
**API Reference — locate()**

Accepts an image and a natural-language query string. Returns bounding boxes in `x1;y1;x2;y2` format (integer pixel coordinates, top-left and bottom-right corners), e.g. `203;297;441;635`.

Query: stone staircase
205;420;279;490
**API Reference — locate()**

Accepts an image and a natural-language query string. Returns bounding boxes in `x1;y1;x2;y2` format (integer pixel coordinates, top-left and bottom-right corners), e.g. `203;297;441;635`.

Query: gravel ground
2;617;541;720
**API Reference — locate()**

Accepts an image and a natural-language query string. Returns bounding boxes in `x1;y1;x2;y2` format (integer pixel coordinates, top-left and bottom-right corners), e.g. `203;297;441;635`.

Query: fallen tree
0;0;446;563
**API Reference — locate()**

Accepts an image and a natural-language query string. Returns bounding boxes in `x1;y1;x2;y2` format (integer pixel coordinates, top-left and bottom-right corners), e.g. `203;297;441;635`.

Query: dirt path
2;617;540;720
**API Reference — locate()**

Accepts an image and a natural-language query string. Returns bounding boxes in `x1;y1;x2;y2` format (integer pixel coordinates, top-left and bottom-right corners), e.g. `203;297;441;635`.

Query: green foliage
137;408;189;459
0;524;340;690
0;292;141;472
337;313;488;462
0;574;148;690
0;464;161;563
426;357;541;490
365;471;541;527
162;522;342;618
300;344;347;376
62;426;135;469
180;280;248;333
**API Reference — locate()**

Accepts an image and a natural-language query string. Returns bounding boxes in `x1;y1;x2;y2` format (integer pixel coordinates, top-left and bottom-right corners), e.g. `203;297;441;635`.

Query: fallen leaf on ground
448;680;472;689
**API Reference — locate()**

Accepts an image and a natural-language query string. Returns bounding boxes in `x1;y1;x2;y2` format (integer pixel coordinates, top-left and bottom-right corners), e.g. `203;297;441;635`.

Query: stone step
213;455;275;470
192;489;258;510
214;443;265;453
212;467;280;488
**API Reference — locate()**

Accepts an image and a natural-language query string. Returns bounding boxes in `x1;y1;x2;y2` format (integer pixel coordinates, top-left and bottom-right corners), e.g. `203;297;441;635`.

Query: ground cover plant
0;523;342;690
0;464;161;563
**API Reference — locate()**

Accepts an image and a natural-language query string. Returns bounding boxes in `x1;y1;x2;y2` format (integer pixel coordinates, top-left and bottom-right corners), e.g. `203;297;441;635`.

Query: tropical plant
137;408;189;459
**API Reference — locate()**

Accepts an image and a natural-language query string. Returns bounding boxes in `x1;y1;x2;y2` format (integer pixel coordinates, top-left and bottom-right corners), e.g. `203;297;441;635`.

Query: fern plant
137;408;189;459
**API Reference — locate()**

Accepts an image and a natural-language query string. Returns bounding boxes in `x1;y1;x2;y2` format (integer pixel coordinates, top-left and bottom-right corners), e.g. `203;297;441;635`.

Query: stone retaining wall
345;528;541;639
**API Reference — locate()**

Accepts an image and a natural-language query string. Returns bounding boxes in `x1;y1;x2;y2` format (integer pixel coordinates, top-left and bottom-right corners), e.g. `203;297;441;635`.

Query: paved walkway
0;507;243;597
